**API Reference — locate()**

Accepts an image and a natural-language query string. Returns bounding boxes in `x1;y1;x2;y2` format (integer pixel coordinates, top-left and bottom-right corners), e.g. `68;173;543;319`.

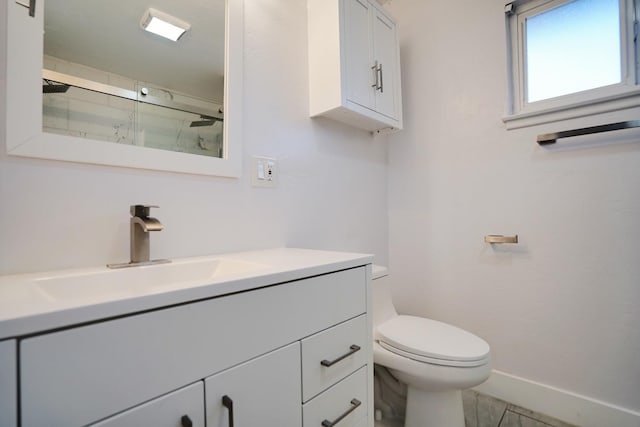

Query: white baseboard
473;370;640;427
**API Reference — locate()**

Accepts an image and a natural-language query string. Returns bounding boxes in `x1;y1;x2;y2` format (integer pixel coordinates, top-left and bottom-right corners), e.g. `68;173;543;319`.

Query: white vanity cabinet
0;340;17;427
15;264;372;427
308;0;403;132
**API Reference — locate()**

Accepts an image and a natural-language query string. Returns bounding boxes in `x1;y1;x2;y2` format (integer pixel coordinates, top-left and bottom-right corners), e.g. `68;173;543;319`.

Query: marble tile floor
374;390;578;427
463;390;577;427
375;418;404;427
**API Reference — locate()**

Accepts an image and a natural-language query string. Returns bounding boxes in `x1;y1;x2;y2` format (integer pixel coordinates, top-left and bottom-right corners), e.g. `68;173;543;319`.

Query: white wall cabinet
308;0;402;132
11;266;372;427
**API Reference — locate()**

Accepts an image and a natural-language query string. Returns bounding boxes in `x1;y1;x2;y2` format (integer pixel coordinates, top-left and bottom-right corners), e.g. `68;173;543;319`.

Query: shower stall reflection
42;64;224;159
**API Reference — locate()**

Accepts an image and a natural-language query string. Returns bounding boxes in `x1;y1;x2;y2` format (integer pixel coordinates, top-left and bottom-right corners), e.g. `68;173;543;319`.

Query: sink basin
34;258;268;302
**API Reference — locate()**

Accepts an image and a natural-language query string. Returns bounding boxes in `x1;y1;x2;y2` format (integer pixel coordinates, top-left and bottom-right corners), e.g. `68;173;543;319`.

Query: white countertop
0;248;373;340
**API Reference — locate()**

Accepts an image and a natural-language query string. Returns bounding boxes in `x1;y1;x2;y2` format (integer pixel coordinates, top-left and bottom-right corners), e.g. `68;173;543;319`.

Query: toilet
372;265;491;427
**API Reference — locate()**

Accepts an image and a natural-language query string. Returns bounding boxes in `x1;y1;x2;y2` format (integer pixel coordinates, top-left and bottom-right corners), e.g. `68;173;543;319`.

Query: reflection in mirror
42;0;225;158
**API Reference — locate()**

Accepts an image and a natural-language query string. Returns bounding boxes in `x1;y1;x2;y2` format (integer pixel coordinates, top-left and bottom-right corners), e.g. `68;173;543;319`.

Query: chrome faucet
107;205;170;269
130;205;163;263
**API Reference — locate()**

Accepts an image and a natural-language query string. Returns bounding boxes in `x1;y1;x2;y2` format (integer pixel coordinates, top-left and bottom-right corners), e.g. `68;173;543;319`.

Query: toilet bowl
372;265;491;427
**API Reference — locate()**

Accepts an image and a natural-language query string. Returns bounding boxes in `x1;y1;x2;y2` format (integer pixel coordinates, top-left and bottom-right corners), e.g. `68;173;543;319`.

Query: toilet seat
377;315;490;368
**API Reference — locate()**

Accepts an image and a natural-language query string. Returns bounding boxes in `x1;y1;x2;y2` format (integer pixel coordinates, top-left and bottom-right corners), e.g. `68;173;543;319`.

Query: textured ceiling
44;0;225;102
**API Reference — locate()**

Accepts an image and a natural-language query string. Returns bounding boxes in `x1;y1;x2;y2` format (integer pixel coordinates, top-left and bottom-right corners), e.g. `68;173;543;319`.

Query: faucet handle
130;204;159;218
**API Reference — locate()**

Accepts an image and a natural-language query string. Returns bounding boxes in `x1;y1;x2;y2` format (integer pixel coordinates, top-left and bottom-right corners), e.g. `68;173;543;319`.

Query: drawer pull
321;398;362;427
320;344;361;367
222;395;234;427
180;415;193;427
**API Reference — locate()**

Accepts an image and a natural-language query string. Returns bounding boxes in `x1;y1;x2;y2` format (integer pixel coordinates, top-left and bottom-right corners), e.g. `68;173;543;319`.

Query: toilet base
404;387;464;427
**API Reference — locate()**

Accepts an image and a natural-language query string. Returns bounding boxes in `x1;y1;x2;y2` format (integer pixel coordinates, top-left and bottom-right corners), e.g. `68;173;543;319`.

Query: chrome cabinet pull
180;415;193;427
321;398;362;427
222;395;234;427
371;61;380;89
15;0;36;17
320;344;361;367
371;62;383;92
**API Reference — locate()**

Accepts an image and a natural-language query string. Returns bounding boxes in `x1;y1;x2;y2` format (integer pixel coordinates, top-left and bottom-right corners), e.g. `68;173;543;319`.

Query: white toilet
372;265;491;427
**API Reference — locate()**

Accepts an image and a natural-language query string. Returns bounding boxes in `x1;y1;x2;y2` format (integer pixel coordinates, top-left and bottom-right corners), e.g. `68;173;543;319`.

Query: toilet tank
372;265;398;331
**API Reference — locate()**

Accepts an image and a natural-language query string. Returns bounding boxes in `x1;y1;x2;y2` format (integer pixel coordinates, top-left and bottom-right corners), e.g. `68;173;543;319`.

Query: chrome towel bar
537;120;640;145
485;235;518;244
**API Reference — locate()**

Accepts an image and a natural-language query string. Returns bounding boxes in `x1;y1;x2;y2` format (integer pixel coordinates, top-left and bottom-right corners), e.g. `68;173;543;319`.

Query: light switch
251;156;278;187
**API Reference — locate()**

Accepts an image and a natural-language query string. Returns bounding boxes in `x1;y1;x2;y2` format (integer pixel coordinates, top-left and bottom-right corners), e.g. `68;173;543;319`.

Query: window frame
504;0;640;129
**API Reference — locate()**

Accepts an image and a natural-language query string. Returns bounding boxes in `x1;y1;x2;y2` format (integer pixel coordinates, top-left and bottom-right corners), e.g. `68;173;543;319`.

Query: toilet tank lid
372;265;388;279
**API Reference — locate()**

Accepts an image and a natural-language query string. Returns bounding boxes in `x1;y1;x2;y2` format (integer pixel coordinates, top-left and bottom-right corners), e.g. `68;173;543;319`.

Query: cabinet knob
180;415;193;427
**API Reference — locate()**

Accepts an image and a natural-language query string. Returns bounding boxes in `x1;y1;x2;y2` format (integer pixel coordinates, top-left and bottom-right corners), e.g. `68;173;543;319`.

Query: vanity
0;248;374;427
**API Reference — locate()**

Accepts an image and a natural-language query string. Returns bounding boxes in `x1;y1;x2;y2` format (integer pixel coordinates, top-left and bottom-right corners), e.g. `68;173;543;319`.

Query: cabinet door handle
321;398;362;427
15;0;36;17
371;61;380;89
222;395;234;427
320;344;361;367
180;415;193;427
378;63;384;93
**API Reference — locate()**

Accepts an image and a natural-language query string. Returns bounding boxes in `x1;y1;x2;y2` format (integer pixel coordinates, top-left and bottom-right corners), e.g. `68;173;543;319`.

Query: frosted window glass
526;0;621;102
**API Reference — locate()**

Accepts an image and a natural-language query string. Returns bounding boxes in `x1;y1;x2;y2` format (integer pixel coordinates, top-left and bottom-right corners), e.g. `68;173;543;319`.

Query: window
504;0;640;128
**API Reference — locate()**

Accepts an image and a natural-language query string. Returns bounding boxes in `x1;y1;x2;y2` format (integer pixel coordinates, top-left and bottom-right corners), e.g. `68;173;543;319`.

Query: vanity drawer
90;382;204;427
20;267;366;427
301;314;368;401
303;366;368;427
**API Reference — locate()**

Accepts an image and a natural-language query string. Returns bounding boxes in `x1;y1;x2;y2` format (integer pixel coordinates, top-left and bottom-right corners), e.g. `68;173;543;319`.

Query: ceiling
43;0;226;102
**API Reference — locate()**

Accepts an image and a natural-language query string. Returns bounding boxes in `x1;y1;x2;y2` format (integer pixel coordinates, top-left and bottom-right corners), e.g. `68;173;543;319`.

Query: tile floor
374;390;578;427
462;390;577;427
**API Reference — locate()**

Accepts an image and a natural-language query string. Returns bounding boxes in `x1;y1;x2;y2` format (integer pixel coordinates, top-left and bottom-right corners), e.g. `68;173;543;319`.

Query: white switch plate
251;156;278;188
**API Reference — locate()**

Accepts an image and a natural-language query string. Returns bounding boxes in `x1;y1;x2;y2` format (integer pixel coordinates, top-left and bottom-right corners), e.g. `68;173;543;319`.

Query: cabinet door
0;340;16;427
90;382;204;427
372;9;398;119
205;343;301;427
345;0;375;110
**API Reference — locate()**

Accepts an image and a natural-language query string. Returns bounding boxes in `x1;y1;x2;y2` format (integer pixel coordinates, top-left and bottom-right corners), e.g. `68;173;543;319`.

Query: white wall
386;0;640;419
0;0;388;275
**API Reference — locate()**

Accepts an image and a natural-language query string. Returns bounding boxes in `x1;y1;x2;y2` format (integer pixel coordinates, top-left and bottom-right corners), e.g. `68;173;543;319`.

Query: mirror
43;0;225;158
5;0;243;176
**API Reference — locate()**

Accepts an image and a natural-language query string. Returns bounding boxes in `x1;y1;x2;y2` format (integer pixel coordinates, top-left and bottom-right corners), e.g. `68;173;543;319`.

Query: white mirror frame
5;0;243;177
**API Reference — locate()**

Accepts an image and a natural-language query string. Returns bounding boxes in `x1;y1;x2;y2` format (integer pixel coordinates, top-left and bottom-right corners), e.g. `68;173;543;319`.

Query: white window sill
503;87;640;130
